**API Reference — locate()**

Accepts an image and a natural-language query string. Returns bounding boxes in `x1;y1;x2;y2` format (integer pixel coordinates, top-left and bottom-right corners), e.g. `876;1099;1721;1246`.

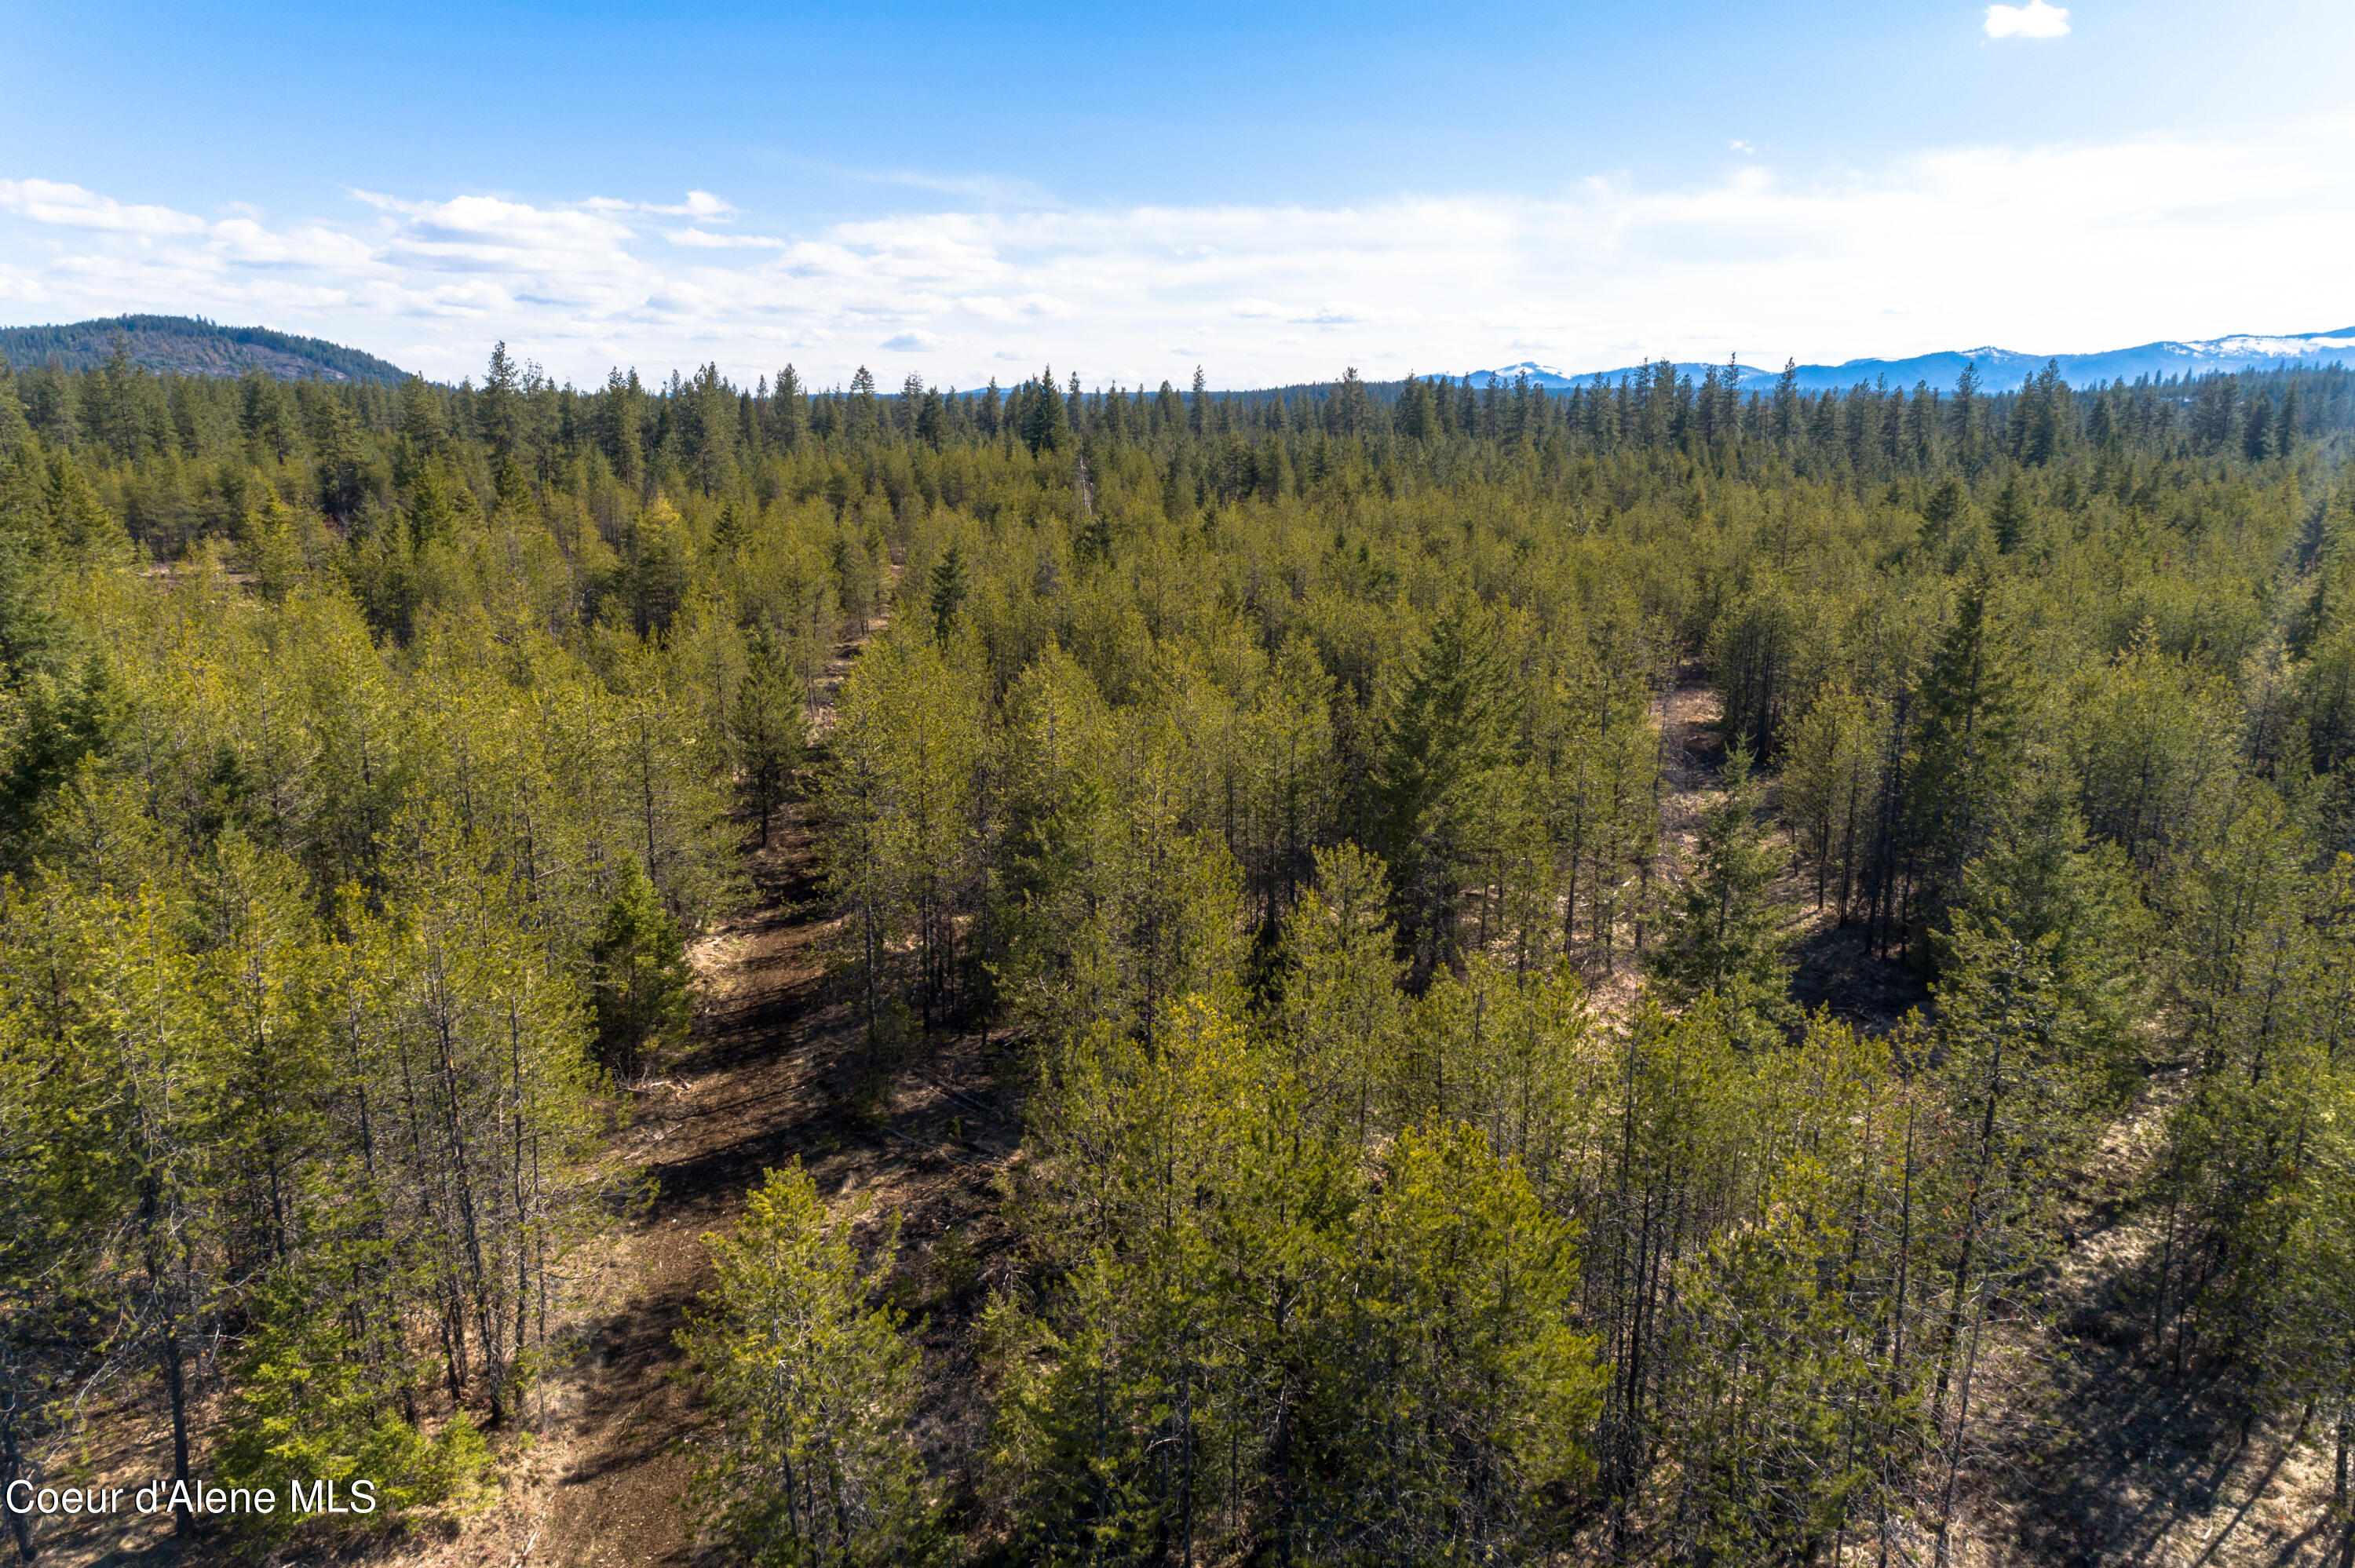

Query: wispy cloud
750;152;1060;207
1984;2;2071;41
666;229;786;250
0;178;207;236
5;117;2351;388
647;190;735;217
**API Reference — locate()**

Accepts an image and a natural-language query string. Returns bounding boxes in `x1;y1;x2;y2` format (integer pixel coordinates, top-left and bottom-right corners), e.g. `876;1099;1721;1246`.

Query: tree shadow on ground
1786;919;1928;1036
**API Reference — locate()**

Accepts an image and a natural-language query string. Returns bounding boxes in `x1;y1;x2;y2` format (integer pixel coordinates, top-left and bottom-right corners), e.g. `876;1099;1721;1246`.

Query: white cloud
0;177;207;235
648;190;735;217
1298;302;1378;326
348;188;422;214
5;115;2353;388
209;218;374;268
384;195;639;276
1984;2;2070;40
764;156;1057;206
667;229;786;249
1729;140;1755;154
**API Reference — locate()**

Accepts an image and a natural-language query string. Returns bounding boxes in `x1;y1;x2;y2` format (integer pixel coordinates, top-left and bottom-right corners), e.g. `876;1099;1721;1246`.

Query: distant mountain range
0;315;411;384
6;312;2351;398
1467;327;2355;394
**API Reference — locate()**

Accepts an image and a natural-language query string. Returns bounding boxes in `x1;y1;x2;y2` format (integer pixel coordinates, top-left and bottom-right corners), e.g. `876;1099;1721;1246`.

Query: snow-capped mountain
1458;360;1583;389
1460;327;2355;394
1459;359;1784;391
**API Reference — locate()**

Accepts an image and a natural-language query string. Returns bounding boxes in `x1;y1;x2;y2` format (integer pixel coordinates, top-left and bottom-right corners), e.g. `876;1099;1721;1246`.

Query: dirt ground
510;823;1018;1568
418;591;1030;1568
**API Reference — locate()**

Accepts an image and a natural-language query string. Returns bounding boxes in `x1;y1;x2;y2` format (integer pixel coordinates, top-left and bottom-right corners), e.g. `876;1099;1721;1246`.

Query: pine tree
1905;574;2025;961
1308;1122;1601;1559
1017;368;1068;454
685;1163;933;1567
2244;394;2276;463
1647;746;1793;1036
848;366;878;440
1372;600;1520;980
1280;843;1405;1146
480;342;520;461
2;651;127;853
1921;906;2119;1556
926;543;969;643
1781;677;1886;924
589;859;692;1081
1952;358;1981;458
1773;359;1800;444
770;364;805;450
734;625;805;848
628;494;692;637
1989;470;2031;554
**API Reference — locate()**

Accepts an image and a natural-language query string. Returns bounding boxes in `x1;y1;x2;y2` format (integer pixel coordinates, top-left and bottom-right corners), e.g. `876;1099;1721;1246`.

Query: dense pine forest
4;337;2355;1566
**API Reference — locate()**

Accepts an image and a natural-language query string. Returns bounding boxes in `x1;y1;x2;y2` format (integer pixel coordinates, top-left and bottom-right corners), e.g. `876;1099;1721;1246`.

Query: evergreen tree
2244;393;2276;463
758;364;797;450
926;543;969;643
1279;843;1405;1145
480;341;520;461
1307;1122;1601;1560
629;494;692;636
1773;359;1800;444
1906;575;2026;961
1372;600;1520;979
1989;470;2031;554
589;859;692;1081
2;652;127;853
735;625;805;848
1647;745;1793;1037
1782;676;1885;923
1952;358;1981;455
1017;367;1068;454
685;1163;933;1567
847;366;878;439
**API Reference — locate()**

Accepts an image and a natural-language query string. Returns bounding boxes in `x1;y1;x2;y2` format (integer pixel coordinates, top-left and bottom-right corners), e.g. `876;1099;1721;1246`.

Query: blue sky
3;0;2351;386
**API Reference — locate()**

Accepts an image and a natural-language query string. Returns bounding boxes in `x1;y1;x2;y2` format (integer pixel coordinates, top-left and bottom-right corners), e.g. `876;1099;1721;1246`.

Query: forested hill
0;313;411;383
5;341;2355;1563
